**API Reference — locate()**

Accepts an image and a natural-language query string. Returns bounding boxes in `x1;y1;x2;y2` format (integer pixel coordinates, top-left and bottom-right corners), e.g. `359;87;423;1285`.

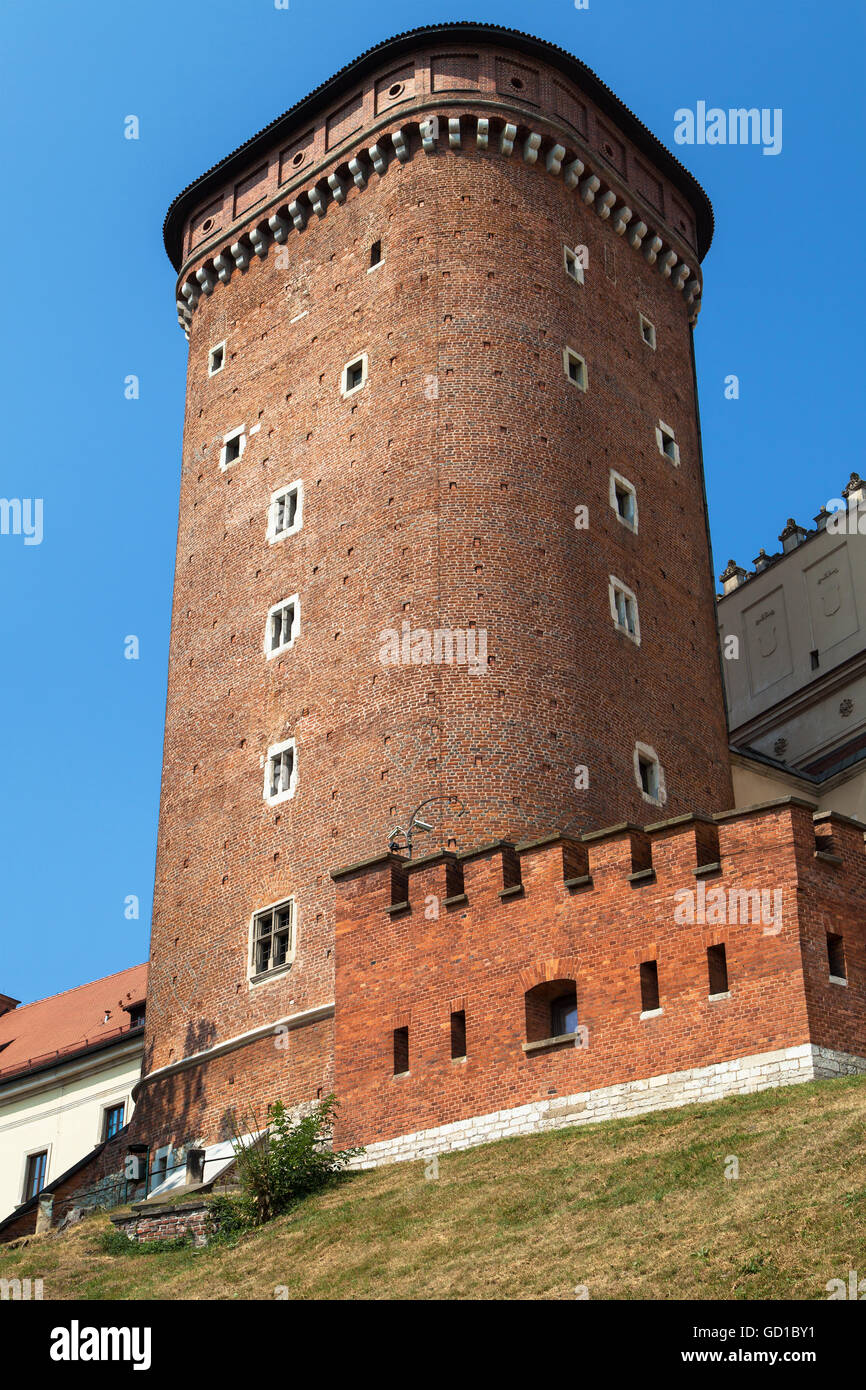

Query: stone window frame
208;340;226;375
341;351;369;398
263;736;297;807
248;894;297;986
609;575;641;644
98;1098;128;1144
219;423;246;471
563;345;588;392
264;594;300;660
655;419;680;465
609;469;638;532
267;479;304;544
639;314;657;350
563;243;585;285
634;740;666;808
19;1143;51;1204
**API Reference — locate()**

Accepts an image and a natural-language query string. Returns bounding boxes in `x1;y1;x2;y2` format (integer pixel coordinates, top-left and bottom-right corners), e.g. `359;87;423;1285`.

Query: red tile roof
0;964;148;1082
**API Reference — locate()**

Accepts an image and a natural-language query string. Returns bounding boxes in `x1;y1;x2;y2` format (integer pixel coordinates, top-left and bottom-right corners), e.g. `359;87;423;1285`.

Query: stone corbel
523;132;542;164
546;144;566;175
368;143;387;175
391;130;410;163
327;173;348;203
684;279;701;304
672;262;691;290
658;249;677;279
181;280;200;309
195;264;215;295
230;240;250;270
249;226;269;256
419;118;438;154
595;190;616;219
628;219;648;249
448;118;461;148
307;186;328;218
213;252;233;285
500;122;517;156
611;205;632;235
643;234;663;266
348;157;368;189
268;214;290;242
579;174;601;204
476;117;489;149
563;158;584;188
287;199;308;230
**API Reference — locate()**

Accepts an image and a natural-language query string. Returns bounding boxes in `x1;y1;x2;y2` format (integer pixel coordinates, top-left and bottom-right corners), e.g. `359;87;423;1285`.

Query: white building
717;472;866;820
0;964;147;1226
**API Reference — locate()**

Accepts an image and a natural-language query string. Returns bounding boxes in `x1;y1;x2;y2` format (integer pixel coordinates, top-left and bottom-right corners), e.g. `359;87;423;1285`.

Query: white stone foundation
348;1044;866;1170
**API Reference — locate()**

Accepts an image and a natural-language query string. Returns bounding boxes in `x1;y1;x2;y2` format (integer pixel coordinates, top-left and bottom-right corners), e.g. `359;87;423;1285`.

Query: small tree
228;1095;363;1225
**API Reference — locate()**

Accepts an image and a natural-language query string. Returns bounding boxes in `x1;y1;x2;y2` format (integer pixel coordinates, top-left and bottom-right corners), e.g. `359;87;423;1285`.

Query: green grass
3;1074;866;1300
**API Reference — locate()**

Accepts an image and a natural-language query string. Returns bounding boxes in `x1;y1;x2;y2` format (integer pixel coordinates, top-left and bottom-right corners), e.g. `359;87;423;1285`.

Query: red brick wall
143;35;731;1148
332;802;866;1149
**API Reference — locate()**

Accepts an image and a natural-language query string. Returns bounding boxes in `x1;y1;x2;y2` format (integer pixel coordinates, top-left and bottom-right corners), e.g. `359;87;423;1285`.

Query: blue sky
1;0;862;1004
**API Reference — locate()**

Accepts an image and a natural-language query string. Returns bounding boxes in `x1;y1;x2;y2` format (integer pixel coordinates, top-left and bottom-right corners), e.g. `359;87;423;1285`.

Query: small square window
208;341;226;375
563;347;588;391
563;245;585;284
609;577;640;643
634;741;666;806
264;738;297;805
639;315;656;349
341;353;368;397
609;470;638;531
656;420;680;464
267;481;303;542
369;240;382;269
251;899;295;980
265;596;299;658
220;426;246;470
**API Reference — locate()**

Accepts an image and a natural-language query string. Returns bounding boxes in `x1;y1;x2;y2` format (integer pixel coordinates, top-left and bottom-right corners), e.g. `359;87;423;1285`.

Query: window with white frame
264;738;297;805
265;596;299;657
220;424;246;470
563;346;588;391
267;481;303;543
639;315;656;349
102;1102;126;1141
341;353;368;397
634;742;666;806
208;341;226;375
250;898;295;980
563;245;585;284
609;577;640;643
656;419;680;464
22;1149;48;1202
609;470;638;531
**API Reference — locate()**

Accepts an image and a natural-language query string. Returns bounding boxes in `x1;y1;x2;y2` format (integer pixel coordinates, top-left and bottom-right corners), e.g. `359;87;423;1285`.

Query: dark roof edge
163;22;713;270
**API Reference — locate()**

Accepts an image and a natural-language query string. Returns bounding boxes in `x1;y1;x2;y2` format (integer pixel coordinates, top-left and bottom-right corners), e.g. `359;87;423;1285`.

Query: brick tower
136;24;733;1150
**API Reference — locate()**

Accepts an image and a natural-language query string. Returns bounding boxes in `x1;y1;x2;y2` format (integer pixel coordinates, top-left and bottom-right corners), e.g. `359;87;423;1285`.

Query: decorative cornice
175;108;702;339
162;23;714;267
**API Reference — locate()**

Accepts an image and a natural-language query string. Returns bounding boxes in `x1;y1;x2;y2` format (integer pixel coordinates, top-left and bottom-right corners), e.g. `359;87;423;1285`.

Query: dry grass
3;1074;866;1300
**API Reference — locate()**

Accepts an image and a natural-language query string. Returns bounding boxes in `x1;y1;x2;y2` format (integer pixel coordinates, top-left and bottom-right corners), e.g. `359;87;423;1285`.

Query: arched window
524;979;578;1046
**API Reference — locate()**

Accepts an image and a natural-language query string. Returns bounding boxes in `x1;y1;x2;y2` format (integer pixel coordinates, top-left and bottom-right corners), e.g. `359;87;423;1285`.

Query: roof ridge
1;962;148;1018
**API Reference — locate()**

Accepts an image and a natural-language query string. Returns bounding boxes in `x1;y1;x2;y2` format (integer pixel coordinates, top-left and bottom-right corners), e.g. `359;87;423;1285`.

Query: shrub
228;1095;364;1226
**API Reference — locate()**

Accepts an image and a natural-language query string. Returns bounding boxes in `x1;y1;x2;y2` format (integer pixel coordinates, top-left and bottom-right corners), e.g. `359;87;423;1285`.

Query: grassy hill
3;1074;866;1300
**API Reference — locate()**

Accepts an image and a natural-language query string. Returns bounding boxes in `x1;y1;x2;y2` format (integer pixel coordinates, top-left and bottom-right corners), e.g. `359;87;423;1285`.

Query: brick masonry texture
140;32;733;1155
331;801;866;1154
